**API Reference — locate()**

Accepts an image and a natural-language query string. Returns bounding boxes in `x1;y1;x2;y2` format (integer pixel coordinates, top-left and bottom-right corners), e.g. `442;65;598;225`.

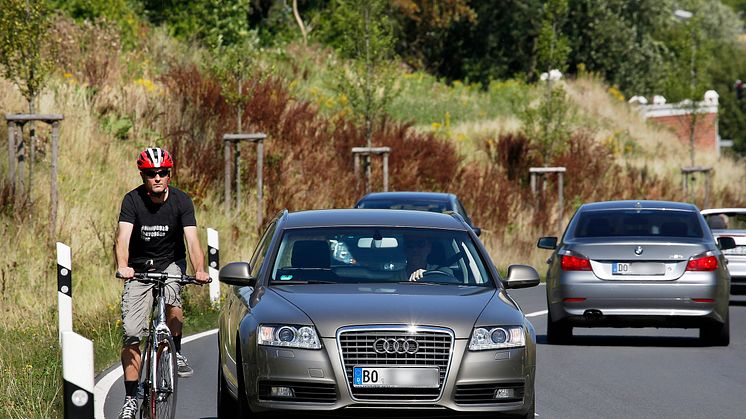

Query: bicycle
116;271;203;419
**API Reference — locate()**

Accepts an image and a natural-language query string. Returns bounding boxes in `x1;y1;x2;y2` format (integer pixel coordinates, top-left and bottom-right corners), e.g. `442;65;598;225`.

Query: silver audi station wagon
217;209;540;417
538;200;735;346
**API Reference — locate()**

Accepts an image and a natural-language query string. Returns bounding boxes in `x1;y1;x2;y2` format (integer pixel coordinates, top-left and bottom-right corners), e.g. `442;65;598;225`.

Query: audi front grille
337;326;454;401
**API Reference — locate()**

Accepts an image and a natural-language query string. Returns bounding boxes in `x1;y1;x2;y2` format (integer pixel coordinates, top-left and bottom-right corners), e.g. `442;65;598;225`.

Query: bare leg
121;344;141;381
167;305;183;337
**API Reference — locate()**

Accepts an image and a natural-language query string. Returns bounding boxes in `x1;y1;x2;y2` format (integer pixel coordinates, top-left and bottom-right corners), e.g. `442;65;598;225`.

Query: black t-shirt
118;185;196;271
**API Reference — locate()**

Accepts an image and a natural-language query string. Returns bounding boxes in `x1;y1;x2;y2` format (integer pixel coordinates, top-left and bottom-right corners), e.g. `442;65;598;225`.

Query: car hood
270;284;497;338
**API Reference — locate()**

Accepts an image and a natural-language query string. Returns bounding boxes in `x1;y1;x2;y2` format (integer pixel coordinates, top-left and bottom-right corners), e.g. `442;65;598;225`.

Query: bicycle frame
116;270;200;419
142;282;176;411
133;274;185;419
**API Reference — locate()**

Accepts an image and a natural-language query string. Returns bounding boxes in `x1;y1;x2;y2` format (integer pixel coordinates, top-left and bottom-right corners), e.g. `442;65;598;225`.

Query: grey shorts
121;263;183;347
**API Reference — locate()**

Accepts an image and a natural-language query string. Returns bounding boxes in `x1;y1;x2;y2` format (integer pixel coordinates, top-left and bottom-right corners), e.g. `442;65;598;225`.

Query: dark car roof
283;209;468;230
579;200;699;212
356;192;455;203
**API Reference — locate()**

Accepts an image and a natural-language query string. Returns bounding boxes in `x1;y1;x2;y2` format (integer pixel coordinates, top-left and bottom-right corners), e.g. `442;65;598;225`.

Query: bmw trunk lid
565;238;712;280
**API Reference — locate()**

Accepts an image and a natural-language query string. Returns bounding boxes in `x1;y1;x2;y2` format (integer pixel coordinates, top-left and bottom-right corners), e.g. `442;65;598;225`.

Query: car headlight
258;324;322;349
469;326;525;350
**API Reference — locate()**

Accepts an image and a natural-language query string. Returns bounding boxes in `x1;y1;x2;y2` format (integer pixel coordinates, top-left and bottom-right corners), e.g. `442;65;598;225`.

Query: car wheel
546;309;572;344
217;339;238;418
700;313;730;346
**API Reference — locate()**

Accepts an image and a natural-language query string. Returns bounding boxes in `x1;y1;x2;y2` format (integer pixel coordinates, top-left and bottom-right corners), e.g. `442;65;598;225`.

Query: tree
0;0;54;113
391;0;476;70
317;0;400;192
536;0;570;75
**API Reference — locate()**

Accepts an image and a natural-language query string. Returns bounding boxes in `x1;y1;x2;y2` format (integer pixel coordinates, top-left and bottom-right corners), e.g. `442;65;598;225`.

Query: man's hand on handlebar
194;271;211;284
117;266;135;280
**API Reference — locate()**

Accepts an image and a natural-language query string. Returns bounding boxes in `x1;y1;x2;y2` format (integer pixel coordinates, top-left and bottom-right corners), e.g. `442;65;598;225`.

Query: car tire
217;338;238;418
546;309;572;344
700;313;730;346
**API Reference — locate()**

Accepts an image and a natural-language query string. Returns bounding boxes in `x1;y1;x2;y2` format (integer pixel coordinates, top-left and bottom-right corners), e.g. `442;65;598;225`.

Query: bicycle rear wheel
151;337;178;419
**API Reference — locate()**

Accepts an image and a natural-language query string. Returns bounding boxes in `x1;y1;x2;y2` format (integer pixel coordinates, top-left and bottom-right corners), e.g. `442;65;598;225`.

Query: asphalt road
100;284;746;418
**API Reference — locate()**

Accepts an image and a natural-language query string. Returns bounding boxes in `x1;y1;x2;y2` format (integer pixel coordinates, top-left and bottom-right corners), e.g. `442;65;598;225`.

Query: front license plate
353;367;439;388
612;262;665;275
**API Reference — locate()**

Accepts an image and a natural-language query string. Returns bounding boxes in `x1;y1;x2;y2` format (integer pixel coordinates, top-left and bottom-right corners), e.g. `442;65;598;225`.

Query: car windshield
570;209;704;238
357;199;450;213
270;227;492;286
704;212;746;230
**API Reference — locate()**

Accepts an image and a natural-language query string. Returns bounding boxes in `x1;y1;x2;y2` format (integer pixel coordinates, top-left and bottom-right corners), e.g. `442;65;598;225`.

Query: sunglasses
142;169;170;178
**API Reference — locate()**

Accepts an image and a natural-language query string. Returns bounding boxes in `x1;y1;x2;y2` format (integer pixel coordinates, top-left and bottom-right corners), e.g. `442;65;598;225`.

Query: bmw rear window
570;209;704;238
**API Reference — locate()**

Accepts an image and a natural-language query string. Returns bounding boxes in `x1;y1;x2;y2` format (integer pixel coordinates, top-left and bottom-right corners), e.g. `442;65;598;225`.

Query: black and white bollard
57;242;73;343
207;228;220;303
62;331;94;418
56;242;95;417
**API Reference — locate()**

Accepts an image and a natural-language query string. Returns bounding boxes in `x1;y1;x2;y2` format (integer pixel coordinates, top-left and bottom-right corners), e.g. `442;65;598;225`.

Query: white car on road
702;208;746;294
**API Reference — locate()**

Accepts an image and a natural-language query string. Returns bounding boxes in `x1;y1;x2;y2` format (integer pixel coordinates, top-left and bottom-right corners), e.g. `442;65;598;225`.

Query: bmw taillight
561;255;592;271
686;255;718;271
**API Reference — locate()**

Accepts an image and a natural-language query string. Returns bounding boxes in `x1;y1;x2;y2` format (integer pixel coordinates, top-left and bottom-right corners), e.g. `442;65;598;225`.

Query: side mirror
718;237;737;251
219;262;256;287
503;264;541;289
537;236;558;250
472;227;482;237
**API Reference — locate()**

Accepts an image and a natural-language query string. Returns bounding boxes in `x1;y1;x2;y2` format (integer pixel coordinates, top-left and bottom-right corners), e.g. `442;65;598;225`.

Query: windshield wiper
273;280;337;284
396;281;441;285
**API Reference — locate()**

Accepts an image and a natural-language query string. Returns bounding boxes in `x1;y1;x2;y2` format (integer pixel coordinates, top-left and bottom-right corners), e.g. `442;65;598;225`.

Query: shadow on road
536;334;707;348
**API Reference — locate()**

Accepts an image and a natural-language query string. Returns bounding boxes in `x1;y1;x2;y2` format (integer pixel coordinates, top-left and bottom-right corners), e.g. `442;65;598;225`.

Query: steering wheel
420;269;460;283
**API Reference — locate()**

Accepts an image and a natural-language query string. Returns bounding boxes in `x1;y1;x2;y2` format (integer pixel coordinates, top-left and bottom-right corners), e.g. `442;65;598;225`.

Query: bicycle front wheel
151;337;178;419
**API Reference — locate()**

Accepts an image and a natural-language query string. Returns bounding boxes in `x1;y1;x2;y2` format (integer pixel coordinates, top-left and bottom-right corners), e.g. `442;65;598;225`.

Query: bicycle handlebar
116;271;206;285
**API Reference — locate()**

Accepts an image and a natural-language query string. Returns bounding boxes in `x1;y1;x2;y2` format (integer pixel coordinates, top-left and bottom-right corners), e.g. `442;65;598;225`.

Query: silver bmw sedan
537;200;734;346
217;209;540;417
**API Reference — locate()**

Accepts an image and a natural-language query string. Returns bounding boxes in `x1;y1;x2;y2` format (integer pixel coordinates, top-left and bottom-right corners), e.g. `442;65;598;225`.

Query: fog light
271;386;295;398
494;388;517;399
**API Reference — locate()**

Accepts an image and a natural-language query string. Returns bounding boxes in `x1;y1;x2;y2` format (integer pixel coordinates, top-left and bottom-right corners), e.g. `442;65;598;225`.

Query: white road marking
526;310;548;318
94;329;218;419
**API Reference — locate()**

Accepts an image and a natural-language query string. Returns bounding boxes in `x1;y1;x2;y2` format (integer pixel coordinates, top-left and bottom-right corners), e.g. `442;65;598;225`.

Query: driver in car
404;236;452;281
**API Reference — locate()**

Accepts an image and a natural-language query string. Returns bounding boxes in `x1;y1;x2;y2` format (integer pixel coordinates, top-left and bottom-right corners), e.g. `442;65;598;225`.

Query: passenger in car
708;214;729;230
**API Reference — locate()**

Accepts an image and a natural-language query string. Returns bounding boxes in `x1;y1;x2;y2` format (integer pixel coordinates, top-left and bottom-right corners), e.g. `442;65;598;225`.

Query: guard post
223;133;266;227
681;166;712;207
207;228;220;304
352;147;391;193
56;242;95;417
5;114;64;245
529;166;566;230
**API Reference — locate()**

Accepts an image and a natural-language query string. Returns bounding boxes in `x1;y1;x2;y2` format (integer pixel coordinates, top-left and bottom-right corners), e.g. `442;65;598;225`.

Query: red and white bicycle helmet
137;147;174;170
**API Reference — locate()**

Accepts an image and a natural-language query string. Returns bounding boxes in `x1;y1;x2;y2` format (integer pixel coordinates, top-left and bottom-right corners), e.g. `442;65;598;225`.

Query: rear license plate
353;367;439;388
612;262;665;275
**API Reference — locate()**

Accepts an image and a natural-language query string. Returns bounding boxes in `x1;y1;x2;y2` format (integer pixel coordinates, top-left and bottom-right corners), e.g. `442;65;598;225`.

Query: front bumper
243;337;534;414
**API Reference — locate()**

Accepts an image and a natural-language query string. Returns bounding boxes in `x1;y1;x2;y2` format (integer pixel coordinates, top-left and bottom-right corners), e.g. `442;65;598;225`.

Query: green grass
0;304;218;419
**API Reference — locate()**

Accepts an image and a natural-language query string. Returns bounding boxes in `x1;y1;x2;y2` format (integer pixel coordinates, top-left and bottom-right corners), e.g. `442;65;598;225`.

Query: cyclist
115;147;210;419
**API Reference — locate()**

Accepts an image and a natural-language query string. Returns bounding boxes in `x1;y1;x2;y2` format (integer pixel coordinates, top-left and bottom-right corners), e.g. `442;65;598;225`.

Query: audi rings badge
373;338;419;354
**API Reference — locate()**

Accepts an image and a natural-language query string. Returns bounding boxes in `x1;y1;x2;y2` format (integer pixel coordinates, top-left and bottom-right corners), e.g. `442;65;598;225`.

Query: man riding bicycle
115;147;210;419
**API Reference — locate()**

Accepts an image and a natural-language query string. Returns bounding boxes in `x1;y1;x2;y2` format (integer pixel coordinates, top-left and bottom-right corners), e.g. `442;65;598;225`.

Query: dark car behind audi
538;200;734;346
355;191;481;236
217;209;539;417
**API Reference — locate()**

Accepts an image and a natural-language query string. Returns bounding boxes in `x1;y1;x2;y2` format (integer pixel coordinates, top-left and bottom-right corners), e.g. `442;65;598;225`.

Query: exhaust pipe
583;309;603;320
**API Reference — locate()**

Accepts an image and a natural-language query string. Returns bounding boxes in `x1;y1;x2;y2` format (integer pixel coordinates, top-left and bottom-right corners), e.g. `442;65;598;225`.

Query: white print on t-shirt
141;225;169;242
